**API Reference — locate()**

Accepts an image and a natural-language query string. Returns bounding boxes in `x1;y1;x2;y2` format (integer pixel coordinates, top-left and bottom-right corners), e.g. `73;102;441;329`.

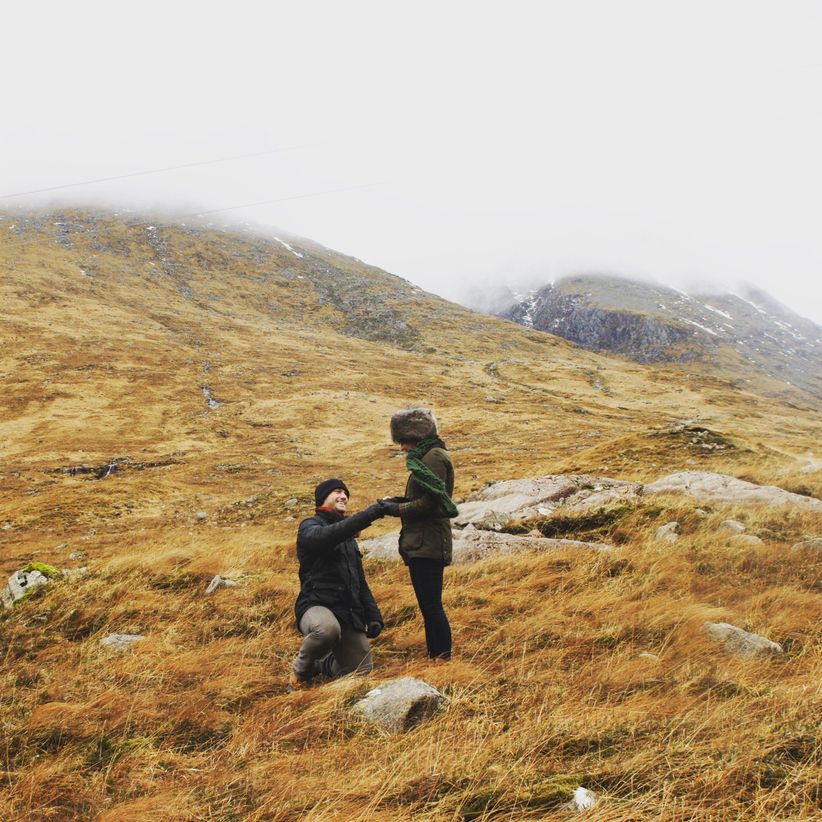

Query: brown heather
0;210;820;820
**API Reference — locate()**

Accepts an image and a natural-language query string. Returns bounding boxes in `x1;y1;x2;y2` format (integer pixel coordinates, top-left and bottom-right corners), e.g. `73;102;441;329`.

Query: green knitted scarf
406;437;459;518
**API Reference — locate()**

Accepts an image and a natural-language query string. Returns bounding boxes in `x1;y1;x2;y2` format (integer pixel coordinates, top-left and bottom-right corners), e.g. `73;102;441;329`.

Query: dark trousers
408;558;452;659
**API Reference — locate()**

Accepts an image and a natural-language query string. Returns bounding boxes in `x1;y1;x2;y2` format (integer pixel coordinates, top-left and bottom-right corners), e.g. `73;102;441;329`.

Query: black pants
408;558;452;659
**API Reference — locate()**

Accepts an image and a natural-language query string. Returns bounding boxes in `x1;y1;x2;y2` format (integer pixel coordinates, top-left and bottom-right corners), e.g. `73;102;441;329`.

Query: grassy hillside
1;210;820;820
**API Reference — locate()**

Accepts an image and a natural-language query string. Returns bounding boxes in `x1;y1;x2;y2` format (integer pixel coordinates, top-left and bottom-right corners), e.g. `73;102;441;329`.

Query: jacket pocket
309;582;344;605
399;528;424;551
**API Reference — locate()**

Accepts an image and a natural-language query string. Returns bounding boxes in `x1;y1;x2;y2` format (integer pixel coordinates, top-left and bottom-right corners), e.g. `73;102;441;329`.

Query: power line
0;143;318;200
187;182;385;217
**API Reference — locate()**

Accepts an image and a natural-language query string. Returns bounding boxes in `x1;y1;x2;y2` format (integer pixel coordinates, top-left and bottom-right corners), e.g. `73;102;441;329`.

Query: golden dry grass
1;210;820;820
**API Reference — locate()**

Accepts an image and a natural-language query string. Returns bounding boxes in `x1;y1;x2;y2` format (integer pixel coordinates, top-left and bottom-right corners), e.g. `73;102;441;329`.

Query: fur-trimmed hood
390;407;438;444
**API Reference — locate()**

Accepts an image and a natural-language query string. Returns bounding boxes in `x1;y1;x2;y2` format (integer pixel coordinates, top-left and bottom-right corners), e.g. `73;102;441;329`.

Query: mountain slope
500;274;822;396
1;210;820;821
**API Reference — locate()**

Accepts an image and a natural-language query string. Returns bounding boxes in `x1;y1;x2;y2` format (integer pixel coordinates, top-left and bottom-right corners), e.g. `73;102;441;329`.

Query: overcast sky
3;1;821;323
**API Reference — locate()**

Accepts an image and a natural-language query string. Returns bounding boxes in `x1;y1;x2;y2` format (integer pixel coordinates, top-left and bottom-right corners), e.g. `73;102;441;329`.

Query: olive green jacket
398;446;454;566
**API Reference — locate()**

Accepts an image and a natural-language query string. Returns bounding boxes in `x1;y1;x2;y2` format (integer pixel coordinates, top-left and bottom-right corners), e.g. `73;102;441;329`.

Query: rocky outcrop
645;472;822;510
359;470;819;566
352;677;444;733
454;475;641;530
360;524;611;564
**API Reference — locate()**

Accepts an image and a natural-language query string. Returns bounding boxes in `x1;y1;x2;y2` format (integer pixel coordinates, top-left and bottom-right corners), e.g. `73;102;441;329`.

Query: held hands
363;499;402;521
363;501;387;521
365;621;383;638
379;497;403;517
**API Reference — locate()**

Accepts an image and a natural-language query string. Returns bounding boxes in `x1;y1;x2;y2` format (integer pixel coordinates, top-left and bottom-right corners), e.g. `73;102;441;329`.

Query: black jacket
294;508;383;631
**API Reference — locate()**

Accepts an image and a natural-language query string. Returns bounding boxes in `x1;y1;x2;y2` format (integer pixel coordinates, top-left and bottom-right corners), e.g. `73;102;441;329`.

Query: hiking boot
287;670;312;692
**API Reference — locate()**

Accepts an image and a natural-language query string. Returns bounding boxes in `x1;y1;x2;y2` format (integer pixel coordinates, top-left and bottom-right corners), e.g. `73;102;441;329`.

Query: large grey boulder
454;475;641;530
352;677;444;733
702;622;783;657
360;524;611;564
646;472;822;510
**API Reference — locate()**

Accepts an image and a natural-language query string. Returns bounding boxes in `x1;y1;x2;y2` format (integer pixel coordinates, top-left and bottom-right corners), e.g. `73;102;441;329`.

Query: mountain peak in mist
496;274;822;397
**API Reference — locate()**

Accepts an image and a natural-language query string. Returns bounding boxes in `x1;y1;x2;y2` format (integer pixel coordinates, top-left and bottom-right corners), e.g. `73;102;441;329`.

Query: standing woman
382;408;458;660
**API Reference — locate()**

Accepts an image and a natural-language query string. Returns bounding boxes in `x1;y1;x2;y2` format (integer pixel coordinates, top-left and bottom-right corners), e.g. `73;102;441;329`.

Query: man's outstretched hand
363;502;387;521
379;499;402;517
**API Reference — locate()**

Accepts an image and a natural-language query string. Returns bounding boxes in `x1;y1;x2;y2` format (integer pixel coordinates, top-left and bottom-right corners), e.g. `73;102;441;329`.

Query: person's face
399;442;413;452
322;487;348;513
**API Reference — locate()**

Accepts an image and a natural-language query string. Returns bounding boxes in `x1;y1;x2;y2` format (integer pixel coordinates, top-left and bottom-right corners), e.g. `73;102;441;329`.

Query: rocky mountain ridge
499;275;822;396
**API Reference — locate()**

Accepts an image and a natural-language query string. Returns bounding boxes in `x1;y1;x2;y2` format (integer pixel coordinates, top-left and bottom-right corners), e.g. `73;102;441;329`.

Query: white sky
3;1;821;323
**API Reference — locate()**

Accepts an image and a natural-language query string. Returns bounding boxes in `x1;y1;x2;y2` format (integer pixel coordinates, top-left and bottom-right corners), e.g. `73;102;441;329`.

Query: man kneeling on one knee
289;479;387;690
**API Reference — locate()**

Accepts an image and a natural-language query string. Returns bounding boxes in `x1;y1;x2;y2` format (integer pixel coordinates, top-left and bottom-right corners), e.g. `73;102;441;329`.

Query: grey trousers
292;606;373;681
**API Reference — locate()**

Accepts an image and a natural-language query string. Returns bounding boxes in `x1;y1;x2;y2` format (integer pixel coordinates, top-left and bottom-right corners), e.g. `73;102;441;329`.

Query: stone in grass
205;575;241;595
655;521;679;543
100;634;145;650
791;537;822;553
638;652;660;662
728;534;764;547
572;787;596;811
703;622;783;657
1;562;61;609
719;519;746;534
353;677;444;733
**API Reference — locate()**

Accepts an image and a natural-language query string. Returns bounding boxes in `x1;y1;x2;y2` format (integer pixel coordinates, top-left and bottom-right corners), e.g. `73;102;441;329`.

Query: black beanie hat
314;478;350;507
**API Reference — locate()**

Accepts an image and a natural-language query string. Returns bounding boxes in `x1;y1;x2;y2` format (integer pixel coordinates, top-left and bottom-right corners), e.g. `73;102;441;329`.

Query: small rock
205;575;241;595
69;551;87;562
638;652;660;661
285;498;298;508
719;519;746;534
703;622;783;657
485;396;502;403
100;633;145;650
196;511;208;522
694;508;709;518
790;537;822;553
572;787;596;811
728;534;764;546
655;521;679;543
285;515;296;521
352;677;444;733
